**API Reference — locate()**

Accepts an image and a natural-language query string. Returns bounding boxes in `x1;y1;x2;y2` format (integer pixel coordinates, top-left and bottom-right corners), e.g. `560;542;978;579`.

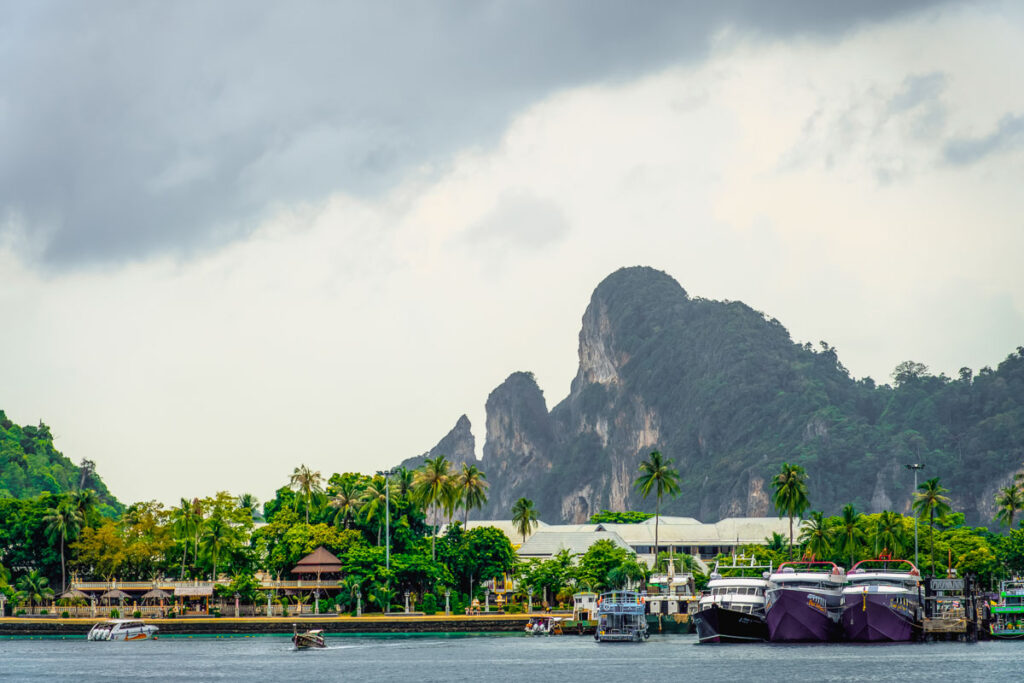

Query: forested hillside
0;410;120;512
472;267;1024;524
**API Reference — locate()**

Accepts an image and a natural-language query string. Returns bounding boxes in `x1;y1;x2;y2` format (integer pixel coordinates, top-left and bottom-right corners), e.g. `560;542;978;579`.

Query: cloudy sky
2;1;1022;507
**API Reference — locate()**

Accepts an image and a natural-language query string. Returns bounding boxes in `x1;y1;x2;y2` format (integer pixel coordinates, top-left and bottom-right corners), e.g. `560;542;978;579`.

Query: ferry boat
841;556;922;642
692;556;772;643
990;579;1024;639
765;561;846;642
86;619;159;641
645;562;698;634
562;592;598;635
292;625;326;649
595;590;649;642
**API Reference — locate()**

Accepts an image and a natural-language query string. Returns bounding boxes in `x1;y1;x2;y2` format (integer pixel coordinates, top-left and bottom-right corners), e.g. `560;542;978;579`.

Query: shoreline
0;614;532;637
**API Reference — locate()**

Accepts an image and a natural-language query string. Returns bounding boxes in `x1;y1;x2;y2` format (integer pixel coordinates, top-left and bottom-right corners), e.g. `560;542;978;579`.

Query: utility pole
905;463;925;569
378;469;396;572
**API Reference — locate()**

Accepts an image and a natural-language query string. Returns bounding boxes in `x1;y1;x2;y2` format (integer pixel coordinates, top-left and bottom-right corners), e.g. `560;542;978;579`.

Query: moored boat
292;625;326;649
693;556;772;643
562;592;598;635
86;619;159;641
765;561;845;642
595;590;649;642
524;615;563;635
989;579;1024;639
842;556;922;642
645;562;698;634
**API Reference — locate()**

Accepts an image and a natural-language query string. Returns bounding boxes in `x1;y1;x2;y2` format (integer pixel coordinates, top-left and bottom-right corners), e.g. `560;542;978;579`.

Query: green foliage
588;510;654;524
575;539;631;592
511;497;538;544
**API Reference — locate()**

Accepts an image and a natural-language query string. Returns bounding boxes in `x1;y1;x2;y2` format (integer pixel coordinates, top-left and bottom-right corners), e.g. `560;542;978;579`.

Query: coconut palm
328;480;362;529
236;493;260;521
771;463;810;559
289;465;324;524
995;482;1023;530
871;510;908;557
458;464;489;526
837;504;865;567
70;489;99;526
360;477;389;545
199;514;237;581
635;451;681;561
764;532;787;553
391;467;415;502
15;570;54;608
170;498;200;579
913;477;952;576
413;456;453;560
43;501;83;593
798;511;832;560
511;497;539;544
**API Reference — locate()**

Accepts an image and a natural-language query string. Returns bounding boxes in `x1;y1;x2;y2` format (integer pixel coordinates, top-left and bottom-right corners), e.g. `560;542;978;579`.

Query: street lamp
377;469;396;572
905;463;925;568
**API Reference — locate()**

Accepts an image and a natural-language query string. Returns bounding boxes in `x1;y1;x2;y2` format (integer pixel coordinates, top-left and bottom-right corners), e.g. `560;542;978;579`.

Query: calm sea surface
2;633;1021;682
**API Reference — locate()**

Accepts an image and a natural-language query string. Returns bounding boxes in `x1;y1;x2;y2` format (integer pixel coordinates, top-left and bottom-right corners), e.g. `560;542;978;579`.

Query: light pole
905;463;925;568
377;469;396;572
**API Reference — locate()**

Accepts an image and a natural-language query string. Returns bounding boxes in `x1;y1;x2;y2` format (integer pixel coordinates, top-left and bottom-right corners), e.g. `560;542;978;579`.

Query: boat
765;560;846;642
292;625;326;649
692;555;772;643
841;556;922;642
86;619;159;641
989;579;1024;639
645;561;698;634
524;615;563;635
595;590;649;642
562;592;598;635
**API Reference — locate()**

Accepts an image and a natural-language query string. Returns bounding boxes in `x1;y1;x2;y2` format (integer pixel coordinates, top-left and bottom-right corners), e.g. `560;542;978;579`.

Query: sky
1;1;1022;507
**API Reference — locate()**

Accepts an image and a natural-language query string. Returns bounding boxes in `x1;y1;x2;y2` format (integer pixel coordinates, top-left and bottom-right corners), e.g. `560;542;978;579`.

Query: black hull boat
693;604;769;643
292;626;326;649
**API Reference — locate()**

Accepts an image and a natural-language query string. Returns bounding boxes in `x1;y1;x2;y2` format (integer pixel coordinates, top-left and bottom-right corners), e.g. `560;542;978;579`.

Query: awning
174;586;214;597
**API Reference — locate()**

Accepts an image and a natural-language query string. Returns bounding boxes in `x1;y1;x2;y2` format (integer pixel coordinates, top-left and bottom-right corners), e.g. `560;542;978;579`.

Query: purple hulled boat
765;561;845;642
841;556;922;642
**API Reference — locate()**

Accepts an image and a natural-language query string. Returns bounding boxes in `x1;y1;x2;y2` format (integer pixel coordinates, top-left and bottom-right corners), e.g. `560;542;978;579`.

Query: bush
507;604;522;614
209;607;221;617
420;593;438;615
61;611;70;619
16;609;26;616
133;610;142;619
110;609;120;618
166;611;176;619
40;609;48;615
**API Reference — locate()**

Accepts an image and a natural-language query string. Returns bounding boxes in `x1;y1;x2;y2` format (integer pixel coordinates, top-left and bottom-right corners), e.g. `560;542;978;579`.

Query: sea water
1;632;1020;682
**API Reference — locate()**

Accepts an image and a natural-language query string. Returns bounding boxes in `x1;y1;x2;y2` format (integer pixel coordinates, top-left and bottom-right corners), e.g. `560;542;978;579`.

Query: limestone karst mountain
405;266;1024;525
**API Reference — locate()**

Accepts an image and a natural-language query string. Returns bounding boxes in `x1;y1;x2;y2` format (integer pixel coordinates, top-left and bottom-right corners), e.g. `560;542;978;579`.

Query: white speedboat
87;619;159;641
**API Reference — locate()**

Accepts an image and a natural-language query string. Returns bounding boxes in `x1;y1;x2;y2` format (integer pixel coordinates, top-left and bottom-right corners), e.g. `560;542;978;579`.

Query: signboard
930;579;964;591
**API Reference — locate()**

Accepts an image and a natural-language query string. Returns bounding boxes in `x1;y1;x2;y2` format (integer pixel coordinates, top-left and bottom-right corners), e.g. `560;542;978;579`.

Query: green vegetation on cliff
0;410;120;511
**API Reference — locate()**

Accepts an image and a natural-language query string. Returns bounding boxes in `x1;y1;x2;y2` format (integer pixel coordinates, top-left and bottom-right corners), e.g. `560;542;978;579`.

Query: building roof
174;586;213;597
291;546;343;574
517;530;633;559
577;517;798;546
437;520;549;544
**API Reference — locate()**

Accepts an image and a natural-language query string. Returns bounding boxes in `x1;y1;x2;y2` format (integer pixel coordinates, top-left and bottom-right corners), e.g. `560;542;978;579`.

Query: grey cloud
1;0;952;267
463;193;570;251
887;73;947;114
944;114;1024;165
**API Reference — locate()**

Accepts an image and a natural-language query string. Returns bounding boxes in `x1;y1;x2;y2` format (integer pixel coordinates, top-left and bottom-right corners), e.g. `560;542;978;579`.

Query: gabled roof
291;545;342;574
517;530;633;559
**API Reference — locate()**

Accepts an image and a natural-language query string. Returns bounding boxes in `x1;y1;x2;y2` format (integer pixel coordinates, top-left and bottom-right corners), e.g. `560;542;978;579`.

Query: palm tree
458;464;489;526
511;497;539;544
360;477;389;545
236;493;260;521
413;455;452;560
837;504;865;567
70;489;99;526
764;532;787;553
199;514;236;581
913;477;952;576
634;451;681;561
871;510;908;557
995;483;1023;530
289;465;324;524
391;467;415;502
43;501;83;593
189;498;204;573
798;511;832;560
15;570;54;608
771;463;810;559
170;498;200;579
328;480;362;529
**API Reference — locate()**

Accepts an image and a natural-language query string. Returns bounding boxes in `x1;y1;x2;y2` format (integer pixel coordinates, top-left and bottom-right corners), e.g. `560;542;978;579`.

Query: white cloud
1;3;1022;505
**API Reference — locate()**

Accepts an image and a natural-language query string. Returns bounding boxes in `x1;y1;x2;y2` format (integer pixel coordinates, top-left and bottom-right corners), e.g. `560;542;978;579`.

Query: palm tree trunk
655;495;661;569
930;509;936;576
60;537;66;593
789;514;794;560
431;504;437;561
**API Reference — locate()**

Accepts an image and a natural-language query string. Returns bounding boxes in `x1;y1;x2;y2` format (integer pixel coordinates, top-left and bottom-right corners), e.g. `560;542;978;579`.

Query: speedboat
693;556;772;643
87;619;159;641
765;561;846;642
524;616;563;635
842;556;922;642
292;625;326;649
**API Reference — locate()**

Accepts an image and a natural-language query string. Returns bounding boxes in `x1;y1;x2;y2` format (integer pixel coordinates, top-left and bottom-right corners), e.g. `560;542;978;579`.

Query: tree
871;511;909;558
837;504;865;567
764;532;787;553
458;464;488;525
772;463;809;559
511;497;539;544
913;477;952;576
43;501;83;593
199;513;238;581
289;465;323;524
170;498;200;579
607;557;650;590
360;477;389;545
236;493;261;522
798;511;832;560
328;480;362;530
413;456;452;560
15;569;54;608
995;480;1024;530
635;451;681;561
576;540;632;592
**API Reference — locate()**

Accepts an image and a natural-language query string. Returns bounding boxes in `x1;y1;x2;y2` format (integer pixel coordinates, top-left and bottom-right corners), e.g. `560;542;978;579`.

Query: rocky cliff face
414;267;1024;525
399;414;477;472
